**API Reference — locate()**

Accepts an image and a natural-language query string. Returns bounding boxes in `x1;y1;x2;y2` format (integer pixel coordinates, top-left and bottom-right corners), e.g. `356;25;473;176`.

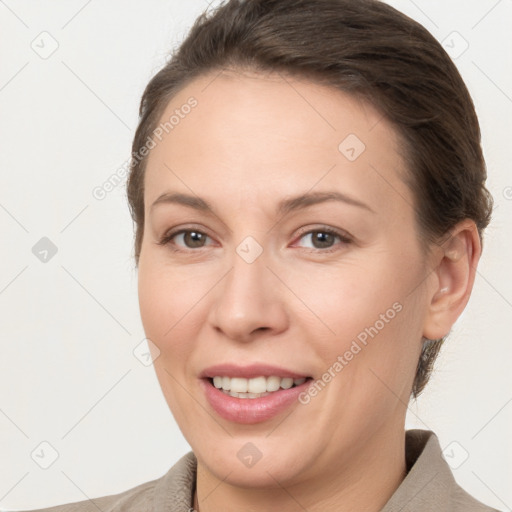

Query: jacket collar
152;429;456;511
380;429;455;512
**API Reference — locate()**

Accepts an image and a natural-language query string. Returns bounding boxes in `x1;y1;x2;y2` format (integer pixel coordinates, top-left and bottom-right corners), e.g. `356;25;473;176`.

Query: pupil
186;231;204;247
314;231;333;248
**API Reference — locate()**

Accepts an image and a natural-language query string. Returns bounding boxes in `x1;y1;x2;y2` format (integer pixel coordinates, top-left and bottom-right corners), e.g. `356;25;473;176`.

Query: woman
21;0;499;510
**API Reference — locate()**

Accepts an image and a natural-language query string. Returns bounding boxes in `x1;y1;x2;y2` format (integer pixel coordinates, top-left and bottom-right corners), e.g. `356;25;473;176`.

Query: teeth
231;377;248;393
281;377;293;389
211;375;308;397
266;376;281;392
247;376;266;394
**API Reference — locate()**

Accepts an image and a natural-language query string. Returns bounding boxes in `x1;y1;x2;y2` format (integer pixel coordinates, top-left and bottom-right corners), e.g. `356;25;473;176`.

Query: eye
157;228;214;251
157;225;352;253
294;227;352;252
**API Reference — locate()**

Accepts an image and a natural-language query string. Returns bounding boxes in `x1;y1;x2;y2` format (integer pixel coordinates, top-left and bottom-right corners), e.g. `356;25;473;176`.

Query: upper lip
199;363;310;379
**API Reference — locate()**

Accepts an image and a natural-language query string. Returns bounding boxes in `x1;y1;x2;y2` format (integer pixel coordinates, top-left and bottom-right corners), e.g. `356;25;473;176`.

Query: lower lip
200;378;312;424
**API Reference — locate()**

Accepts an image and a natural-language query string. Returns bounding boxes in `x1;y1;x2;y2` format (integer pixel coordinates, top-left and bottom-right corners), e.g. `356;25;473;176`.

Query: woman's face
138;69;434;488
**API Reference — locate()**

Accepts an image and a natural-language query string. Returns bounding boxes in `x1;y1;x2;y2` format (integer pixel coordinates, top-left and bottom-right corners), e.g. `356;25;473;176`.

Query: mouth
199;363;315;423
200;373;314;424
207;375;313;399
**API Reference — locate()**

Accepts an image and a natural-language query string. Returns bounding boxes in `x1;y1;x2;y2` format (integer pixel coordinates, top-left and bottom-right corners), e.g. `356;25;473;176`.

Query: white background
0;0;510;510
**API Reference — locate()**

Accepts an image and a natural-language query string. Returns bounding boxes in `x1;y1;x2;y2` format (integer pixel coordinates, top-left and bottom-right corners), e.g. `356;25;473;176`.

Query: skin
137;68;481;512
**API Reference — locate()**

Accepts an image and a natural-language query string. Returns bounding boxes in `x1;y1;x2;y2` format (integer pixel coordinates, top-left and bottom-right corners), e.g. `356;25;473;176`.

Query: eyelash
156;225;352;254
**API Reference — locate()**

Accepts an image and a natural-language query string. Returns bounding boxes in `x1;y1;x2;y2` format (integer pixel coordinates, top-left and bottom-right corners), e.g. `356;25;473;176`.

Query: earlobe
422;220;481;340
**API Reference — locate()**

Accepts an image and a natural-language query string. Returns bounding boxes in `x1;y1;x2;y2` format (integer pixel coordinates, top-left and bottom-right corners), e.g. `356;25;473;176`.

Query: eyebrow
150;190;375;216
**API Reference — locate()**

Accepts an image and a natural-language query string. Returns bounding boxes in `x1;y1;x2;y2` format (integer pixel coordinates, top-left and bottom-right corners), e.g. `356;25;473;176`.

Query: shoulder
403;429;501;512
9;451;197;512
10;478;158;512
9;480;157;512
383;430;503;512
451;484;503;512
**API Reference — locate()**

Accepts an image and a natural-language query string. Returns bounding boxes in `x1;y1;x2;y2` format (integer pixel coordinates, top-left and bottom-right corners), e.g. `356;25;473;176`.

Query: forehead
144;69;411;219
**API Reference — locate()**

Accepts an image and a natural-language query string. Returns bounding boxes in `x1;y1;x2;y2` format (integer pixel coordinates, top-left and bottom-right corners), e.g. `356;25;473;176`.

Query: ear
422;220;482;340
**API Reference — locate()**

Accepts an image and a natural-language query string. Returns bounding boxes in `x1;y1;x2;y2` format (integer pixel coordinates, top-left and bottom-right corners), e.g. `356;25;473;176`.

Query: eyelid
157;224;216;249
158;223;353;254
293;224;352;241
290;225;353;252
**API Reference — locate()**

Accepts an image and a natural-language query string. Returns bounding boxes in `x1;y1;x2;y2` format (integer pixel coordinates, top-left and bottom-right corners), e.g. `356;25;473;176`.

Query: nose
207;246;289;343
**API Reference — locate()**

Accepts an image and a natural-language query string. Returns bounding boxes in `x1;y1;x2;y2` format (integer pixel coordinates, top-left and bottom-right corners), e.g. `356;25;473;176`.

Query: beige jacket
17;429;500;511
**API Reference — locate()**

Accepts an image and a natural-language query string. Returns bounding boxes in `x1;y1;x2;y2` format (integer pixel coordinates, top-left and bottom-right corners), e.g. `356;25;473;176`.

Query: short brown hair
127;0;493;398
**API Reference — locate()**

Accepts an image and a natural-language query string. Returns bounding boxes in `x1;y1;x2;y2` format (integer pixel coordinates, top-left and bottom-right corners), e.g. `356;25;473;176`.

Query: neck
193;425;407;512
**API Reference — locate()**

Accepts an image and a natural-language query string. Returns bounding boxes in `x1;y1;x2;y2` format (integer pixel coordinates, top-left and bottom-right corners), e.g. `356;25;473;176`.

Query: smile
201;376;313;424
211;375;308;398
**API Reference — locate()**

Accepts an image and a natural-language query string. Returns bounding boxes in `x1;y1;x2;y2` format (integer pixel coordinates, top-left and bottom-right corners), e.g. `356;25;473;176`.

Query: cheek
137;259;200;416
137;253;216;389
287;252;425;386
331;280;425;407
137;254;203;341
282;256;409;339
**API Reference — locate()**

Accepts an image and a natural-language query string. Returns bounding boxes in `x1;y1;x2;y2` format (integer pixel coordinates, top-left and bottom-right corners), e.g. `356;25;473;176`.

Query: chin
193;433;313;488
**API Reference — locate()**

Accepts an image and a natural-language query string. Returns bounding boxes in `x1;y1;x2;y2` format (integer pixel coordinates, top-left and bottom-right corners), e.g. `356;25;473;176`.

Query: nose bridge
208;235;288;341
222;239;271;316
223;221;270;297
